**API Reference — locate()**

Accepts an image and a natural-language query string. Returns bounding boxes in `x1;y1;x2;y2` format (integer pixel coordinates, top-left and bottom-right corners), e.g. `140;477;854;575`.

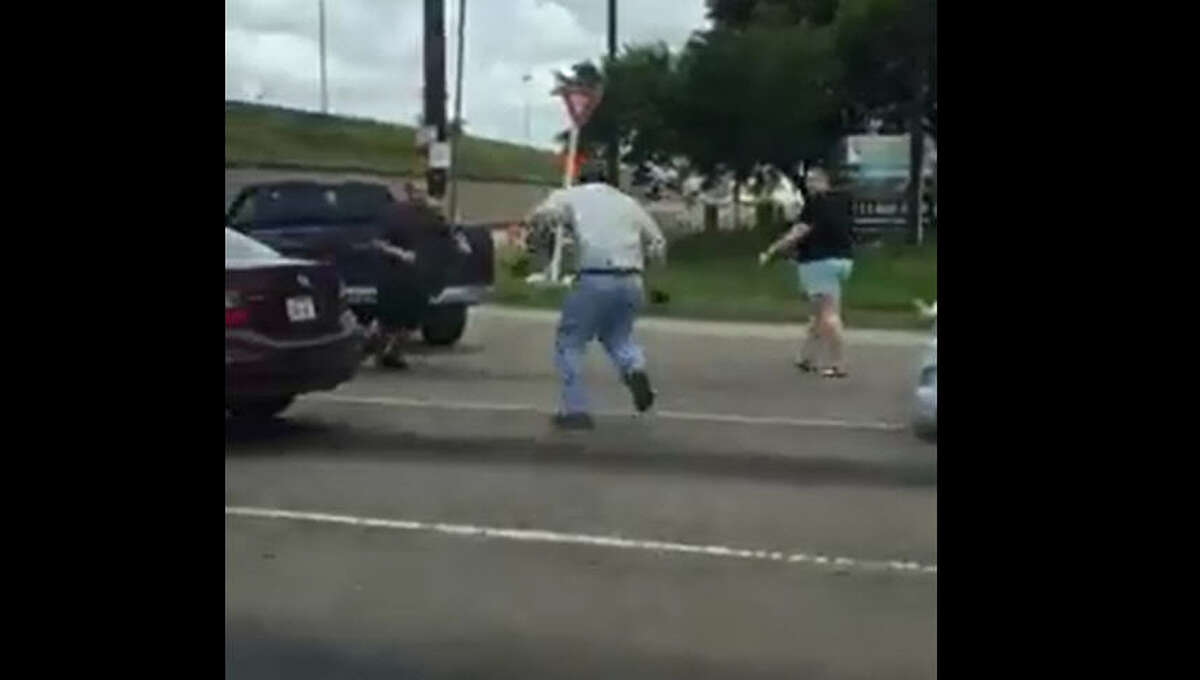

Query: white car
913;300;937;439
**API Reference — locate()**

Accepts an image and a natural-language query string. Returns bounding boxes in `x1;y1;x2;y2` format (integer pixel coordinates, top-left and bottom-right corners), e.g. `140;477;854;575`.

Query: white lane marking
226;506;937;576
299;393;905;432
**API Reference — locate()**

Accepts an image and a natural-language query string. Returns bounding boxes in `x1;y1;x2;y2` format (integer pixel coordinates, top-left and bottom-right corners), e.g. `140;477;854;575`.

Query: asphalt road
226;306;937;679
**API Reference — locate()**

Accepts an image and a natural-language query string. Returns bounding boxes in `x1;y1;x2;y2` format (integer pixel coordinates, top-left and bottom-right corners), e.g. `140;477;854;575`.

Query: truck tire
421;304;467;346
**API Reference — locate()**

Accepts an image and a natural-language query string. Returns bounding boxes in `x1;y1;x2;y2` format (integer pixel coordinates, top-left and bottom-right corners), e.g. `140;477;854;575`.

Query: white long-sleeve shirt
528;183;666;272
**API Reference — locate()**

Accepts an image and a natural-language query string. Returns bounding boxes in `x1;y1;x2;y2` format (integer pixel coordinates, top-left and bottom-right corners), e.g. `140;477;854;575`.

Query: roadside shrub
497;244;532;278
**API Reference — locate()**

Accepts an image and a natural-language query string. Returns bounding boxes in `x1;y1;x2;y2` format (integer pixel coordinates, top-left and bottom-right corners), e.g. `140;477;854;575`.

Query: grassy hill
225;101;560;185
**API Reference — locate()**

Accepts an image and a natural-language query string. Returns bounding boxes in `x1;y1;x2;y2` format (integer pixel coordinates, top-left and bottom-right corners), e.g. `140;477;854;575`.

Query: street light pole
423;0;448;198
319;0;328;113
447;0;467;225
522;74;532;144
606;0;618;186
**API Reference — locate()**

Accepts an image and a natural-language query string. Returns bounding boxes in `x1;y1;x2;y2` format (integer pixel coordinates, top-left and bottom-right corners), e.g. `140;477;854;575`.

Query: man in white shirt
526;163;668;430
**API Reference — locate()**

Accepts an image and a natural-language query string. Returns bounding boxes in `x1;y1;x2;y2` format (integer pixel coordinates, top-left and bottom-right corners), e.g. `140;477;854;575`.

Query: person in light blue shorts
758;167;855;378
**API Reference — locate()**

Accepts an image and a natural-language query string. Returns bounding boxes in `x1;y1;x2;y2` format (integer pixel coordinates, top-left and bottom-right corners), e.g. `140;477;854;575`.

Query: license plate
343;286;377;305
286;296;317;322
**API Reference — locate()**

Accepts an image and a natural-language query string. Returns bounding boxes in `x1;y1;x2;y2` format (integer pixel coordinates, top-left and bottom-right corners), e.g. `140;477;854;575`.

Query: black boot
625;370;656;413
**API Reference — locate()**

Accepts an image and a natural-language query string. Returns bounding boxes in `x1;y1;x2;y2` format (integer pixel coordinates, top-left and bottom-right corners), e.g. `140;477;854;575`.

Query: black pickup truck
225;180;493;346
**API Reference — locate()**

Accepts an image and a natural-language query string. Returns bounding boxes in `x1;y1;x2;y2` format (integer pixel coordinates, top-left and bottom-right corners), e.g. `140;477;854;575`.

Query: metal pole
606;0;618;187
906;54;924;246
522;74;532;144
448;0;467;225
423;0;448;198
319;0;328;113
563;127;579;190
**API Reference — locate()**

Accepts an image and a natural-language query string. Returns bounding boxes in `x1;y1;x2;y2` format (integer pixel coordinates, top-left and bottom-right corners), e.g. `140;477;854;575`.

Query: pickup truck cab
226;180;493;346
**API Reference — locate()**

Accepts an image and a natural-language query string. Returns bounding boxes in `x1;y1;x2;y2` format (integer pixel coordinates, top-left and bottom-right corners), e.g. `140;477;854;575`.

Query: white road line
226;506;937;576
300;393;906;432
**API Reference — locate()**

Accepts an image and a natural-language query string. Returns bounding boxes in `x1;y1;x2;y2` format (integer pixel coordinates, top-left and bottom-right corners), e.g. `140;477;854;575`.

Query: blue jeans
555;274;647;415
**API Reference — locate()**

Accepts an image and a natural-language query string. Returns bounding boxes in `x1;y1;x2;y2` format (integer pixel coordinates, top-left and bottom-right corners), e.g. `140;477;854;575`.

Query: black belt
579;268;642;276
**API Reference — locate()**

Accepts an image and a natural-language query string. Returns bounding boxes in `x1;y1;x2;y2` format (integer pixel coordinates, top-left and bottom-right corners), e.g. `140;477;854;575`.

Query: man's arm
632;202;668;265
371;239;417;264
524;190;571;259
759;222;811;263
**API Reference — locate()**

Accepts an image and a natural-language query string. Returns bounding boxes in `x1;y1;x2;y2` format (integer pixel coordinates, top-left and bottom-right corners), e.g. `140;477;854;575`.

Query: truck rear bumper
343;284;490;307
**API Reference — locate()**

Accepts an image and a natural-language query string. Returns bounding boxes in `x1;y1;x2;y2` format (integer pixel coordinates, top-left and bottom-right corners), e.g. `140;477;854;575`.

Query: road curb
474;305;928;347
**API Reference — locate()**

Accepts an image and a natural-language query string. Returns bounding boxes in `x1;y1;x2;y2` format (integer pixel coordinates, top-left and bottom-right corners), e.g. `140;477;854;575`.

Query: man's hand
645;236;668;266
453;231;473;255
761;222;810;266
372;239;417;264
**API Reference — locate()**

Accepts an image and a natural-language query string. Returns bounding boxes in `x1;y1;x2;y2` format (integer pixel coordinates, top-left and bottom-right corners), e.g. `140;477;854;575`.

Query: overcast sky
225;0;710;150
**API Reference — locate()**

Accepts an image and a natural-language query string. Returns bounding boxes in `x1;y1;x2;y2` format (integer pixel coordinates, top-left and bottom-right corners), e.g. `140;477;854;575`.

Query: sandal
377;335;410;370
821;367;849;379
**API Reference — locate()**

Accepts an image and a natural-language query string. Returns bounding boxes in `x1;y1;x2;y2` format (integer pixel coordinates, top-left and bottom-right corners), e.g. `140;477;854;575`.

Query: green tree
836;0;935;241
547;0;937;242
743;23;843;172
672;23;842;226
706;0;840;28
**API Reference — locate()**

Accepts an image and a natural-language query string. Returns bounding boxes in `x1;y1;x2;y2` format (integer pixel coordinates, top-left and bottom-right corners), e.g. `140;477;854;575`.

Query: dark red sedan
225;228;364;419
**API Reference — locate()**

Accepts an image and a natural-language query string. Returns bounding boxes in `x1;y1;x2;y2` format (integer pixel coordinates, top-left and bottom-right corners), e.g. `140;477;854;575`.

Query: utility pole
423;0;448;199
522;74;532;144
905;56;927;245
606;0;618;187
447;0;467;224
318;0;328;113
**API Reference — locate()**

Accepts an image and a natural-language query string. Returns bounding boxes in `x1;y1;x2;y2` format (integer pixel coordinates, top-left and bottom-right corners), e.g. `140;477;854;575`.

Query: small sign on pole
415;125;437;149
429;142;451;169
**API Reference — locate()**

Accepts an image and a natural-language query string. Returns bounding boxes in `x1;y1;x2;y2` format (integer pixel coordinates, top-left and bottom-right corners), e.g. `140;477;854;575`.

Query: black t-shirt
381;202;442;249
793;191;854;263
379;201;454;292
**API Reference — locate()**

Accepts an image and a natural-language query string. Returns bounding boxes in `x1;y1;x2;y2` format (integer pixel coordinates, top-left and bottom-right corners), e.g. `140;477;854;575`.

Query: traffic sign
555;85;603;128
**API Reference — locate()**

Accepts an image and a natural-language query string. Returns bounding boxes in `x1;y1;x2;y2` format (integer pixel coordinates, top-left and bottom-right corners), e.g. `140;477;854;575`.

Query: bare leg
378;327;409;369
816;293;846;374
797;297;824;368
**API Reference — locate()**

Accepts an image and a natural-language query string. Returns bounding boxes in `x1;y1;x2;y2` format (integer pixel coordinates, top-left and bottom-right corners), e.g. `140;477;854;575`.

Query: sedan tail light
225;290;250;328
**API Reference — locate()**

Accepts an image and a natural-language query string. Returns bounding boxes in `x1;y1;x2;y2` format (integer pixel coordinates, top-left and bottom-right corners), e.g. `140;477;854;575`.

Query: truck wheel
421;304;467;346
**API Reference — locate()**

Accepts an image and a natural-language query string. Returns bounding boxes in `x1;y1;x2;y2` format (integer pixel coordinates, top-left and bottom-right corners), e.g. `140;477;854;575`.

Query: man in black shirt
369;196;449;369
758;167;855;378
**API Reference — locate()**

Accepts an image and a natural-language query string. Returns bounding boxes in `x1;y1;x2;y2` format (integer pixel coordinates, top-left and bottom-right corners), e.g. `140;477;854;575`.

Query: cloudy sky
225;0;710;150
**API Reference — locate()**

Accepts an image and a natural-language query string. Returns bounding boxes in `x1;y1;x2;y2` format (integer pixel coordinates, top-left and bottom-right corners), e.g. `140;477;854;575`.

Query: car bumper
429;284;490;305
343;284;491;307
914;384;937;432
226;317;364;400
